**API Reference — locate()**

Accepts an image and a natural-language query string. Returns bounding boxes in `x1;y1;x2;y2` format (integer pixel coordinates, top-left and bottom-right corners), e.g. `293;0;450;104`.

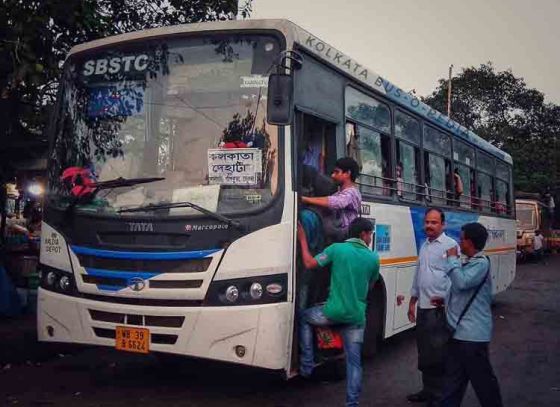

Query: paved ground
1;257;559;406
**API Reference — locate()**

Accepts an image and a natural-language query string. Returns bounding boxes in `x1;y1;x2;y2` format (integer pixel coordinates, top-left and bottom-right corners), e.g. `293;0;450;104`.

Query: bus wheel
362;286;384;359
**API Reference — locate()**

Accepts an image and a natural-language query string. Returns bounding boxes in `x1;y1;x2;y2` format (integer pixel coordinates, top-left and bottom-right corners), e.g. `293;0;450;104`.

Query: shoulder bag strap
455;256;491;328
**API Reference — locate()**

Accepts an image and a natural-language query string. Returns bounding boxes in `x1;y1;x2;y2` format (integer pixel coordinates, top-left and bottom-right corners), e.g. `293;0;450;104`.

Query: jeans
299;305;364;407
438;340;503;407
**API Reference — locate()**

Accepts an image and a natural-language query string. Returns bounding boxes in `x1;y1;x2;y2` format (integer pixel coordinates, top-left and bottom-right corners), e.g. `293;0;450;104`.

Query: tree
423;63;560;194
0;0;251;171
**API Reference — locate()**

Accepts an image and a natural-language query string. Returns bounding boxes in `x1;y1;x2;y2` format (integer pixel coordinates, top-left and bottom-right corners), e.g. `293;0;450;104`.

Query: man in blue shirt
439;222;503;407
407;208;460;404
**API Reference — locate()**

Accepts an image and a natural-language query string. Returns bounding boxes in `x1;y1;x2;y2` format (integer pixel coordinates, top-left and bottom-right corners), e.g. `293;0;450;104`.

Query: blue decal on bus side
409;207;479;253
375;224;391;252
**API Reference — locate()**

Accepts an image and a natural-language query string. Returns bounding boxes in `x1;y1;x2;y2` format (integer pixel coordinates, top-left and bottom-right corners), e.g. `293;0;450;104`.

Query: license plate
115;326;149;354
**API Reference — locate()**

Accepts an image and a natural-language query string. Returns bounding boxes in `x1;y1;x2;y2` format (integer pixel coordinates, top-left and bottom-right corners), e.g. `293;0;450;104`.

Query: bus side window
355;125;392;197
477;172;493;212
424;151;451;206
396;139;421;200
495;178;510;215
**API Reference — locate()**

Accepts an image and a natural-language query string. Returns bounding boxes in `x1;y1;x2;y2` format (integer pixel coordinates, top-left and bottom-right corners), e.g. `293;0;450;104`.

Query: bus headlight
40;266;76;296
225;285;239;303
204;274;287;306
46;271;58;287
59;275;71;291
249;283;263;300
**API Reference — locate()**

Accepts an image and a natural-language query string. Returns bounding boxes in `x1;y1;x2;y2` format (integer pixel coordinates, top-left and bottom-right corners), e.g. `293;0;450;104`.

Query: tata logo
128;222;154;232
128;277;146;292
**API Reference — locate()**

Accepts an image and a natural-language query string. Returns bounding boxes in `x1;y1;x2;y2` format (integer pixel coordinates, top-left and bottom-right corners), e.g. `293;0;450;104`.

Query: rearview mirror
266;73;294;125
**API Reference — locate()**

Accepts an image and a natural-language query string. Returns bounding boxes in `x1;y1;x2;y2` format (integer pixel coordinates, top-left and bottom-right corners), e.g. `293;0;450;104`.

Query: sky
250;0;560;104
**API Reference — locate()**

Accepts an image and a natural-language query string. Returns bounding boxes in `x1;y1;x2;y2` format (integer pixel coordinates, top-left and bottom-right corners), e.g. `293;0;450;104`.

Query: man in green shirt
297;217;380;407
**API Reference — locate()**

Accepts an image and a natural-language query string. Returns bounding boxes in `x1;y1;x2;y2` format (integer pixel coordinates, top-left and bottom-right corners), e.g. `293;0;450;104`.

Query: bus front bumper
37;288;292;371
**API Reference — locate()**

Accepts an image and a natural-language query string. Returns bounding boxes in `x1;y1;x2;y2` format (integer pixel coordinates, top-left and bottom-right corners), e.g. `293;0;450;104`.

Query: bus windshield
516;203;537;229
48;34;281;217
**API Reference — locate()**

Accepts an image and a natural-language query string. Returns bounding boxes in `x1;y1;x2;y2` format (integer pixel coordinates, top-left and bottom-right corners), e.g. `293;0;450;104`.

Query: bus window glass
345;87;391;133
396;140;421;200
477;151;495;174
495;179;510;215
455;163;471;208
47;34;282;216
516;203;536;229
496;161;510;181
454;140;475;167
425;153;448;203
477;172;493;212
357;126;392;196
395;110;420;145
423;126;451;156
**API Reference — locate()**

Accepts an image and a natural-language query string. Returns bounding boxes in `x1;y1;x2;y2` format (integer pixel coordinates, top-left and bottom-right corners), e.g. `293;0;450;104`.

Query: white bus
38;19;516;376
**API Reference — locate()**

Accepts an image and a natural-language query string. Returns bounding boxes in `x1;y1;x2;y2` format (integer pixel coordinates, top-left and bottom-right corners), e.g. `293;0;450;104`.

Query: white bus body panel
360;201;516;339
38;289;291;370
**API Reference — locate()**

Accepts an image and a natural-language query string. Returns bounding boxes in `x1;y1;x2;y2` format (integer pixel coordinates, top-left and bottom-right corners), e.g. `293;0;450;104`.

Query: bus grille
82;275;203;289
89;309;185;328
76;256;212;273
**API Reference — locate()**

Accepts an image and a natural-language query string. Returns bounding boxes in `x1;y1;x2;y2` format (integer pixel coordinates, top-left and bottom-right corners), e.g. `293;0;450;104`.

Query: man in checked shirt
301;157;362;242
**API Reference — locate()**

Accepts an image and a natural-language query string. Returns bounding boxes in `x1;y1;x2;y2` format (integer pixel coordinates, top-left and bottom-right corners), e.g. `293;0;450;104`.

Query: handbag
445;256;490;340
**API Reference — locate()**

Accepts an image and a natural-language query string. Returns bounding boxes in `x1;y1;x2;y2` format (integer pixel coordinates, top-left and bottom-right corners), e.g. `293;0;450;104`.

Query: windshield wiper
117;201;241;229
65;177;165;214
92;176;165;190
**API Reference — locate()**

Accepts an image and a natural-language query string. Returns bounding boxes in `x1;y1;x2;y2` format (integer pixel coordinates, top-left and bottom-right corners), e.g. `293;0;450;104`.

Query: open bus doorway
291;113;343;377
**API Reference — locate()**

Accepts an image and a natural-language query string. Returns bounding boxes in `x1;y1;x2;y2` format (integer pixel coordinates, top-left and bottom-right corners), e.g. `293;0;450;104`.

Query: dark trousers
416;308;449;400
440;340;503;407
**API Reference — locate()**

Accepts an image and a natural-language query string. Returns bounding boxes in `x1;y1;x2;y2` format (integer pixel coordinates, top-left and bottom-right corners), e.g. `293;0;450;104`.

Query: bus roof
68;19;512;165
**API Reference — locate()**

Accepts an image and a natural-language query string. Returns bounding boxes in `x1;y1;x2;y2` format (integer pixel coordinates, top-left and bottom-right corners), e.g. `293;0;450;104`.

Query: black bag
445;256;491;341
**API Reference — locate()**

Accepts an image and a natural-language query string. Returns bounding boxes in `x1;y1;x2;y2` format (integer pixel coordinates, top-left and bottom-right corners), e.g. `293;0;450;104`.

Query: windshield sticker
208;148;263;186
171;185;220;215
240;75;269;88
82;55;149;77
245;194;262;204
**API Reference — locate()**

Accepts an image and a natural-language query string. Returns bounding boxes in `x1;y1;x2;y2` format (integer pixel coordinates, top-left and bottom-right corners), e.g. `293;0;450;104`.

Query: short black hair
348;217;374;239
425;207;445;223
335;157;360;182
462;222;488;251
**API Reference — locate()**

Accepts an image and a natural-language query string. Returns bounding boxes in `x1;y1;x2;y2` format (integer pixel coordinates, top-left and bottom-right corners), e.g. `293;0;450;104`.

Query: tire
362;286;384;359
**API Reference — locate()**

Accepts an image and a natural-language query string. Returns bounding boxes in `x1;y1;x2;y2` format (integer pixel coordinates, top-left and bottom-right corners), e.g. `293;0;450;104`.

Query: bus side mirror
266;73;293;125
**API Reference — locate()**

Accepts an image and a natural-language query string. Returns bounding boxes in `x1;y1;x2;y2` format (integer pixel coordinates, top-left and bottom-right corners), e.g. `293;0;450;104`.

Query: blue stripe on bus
84;268;159;292
95;285;122;292
71;246;220;260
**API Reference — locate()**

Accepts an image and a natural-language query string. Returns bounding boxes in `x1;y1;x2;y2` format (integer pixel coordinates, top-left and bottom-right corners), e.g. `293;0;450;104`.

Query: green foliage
0;0;249;160
423;62;560;194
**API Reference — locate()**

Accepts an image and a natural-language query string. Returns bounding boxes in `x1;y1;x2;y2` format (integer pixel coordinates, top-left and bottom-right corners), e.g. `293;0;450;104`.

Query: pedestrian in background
533;230;545;263
437;222;503;407
407;208;460;406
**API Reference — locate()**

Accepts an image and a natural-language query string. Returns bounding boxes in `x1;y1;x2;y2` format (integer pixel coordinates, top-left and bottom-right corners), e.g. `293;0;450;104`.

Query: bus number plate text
115;326;149;354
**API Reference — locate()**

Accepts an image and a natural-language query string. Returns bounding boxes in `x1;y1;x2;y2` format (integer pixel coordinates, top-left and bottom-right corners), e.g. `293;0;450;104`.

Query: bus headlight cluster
225;285;240;303
40;267;76;294
204;274;287;306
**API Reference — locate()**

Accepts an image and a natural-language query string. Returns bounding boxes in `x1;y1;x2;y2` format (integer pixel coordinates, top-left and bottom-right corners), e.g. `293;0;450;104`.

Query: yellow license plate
115;326;150;354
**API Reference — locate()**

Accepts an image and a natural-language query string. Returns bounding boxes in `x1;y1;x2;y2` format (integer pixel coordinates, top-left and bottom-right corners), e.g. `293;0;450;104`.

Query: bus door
296;112;337;308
